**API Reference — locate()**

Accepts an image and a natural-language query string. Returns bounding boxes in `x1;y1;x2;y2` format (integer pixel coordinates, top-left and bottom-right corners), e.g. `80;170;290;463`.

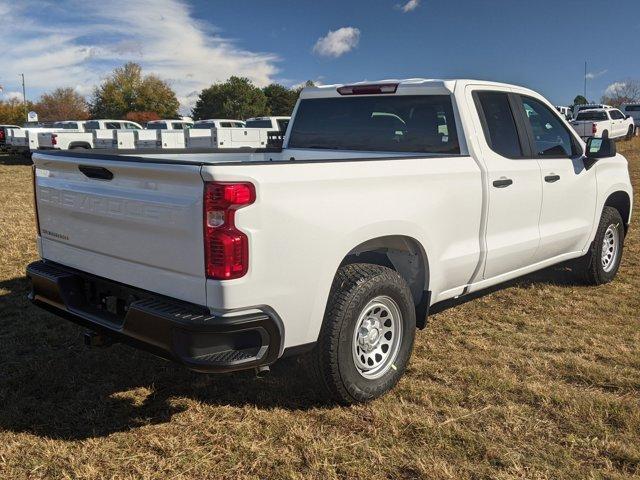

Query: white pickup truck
38;121;89;151
621;104;640;131
27;79;633;404
570;108;636;140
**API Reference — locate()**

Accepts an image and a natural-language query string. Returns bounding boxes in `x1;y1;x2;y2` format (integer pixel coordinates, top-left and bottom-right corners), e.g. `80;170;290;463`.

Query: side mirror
584;136;616;169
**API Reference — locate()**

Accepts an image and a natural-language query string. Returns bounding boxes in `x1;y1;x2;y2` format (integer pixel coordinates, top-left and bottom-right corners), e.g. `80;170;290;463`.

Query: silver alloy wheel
601;223;620;273
352;295;403;380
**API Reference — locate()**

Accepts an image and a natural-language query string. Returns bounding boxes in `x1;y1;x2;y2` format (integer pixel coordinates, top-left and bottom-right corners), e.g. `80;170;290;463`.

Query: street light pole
20;73;27;122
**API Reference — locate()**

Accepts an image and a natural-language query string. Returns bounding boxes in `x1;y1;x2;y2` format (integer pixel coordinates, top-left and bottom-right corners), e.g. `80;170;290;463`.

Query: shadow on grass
430;261;583;315
0;153;32;166
0;261;584;440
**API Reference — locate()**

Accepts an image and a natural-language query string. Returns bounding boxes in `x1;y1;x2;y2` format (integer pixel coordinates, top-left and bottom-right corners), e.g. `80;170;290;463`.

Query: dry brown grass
0;141;639;479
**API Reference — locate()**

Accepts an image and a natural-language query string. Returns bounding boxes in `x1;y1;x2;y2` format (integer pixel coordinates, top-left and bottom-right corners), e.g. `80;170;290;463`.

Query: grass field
0;141;638;479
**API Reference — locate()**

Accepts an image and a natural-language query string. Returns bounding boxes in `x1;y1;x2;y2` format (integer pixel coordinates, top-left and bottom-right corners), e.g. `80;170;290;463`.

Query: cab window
519;96;576;157
475;91;523;158
609;110;625;120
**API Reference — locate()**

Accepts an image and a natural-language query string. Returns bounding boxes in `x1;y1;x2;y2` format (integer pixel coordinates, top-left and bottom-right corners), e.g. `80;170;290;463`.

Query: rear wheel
602;129;609;139
302;263;416;404
575;206;625;285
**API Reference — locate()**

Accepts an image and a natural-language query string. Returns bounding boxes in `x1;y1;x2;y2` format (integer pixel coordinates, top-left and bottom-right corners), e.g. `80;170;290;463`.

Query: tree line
0;62;313;125
4;61;638;126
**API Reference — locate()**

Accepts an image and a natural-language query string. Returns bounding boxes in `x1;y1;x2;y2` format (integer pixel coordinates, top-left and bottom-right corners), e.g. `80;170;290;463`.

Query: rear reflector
337;83;398;95
204;182;255;280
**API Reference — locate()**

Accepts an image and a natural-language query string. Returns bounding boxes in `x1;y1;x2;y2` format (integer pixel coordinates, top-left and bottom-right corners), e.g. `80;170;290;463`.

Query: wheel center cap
368;328;380;343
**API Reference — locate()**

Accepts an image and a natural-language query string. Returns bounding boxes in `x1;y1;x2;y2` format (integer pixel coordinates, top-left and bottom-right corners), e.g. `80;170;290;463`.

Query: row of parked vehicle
555;103;639;140
0;116;291;155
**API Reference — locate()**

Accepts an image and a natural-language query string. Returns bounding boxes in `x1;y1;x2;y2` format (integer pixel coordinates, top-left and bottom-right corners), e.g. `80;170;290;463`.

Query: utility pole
20;73;27;122
584;61;587;100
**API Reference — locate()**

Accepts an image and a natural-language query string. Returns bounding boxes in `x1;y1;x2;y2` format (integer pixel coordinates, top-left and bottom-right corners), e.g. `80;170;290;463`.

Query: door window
609;109;625;120
475;91;523;158
520;96;576;157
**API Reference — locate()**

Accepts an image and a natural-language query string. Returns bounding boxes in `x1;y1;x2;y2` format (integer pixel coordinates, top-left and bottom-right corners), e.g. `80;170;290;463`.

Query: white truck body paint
32;78;633;353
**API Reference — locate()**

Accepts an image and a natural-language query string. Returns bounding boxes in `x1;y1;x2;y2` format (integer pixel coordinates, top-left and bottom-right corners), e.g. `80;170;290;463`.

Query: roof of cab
298;78;535;99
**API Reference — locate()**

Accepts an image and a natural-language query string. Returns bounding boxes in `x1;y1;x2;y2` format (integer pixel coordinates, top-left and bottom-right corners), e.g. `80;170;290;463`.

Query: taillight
51;134;57;146
32;166;41;235
592;123;597;135
204;182;255;280
337;83;398;95
0;129;5;142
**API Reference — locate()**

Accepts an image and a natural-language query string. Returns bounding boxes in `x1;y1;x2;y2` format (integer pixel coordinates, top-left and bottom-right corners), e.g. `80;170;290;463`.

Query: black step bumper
26;261;283;373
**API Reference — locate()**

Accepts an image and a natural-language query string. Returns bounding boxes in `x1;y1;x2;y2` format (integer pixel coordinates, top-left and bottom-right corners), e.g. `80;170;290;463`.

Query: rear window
85;121;100;130
624;105;640;112
246;120;273;128
576;111;607;121
193;122;214;129
578;105;603;112
147;122;166;130
53;122;78;129
288;95;460;154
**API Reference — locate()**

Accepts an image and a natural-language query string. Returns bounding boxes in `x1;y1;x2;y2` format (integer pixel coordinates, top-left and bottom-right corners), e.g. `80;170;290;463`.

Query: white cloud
0;0;279;113
605;82;627;96
1;91;24;101
397;0;420;13
586;69;607;80
313;27;360;58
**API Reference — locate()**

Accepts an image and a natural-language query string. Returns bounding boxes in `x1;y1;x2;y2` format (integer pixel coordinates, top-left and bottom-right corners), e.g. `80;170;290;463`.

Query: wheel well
340;235;430;328
604;191;631;233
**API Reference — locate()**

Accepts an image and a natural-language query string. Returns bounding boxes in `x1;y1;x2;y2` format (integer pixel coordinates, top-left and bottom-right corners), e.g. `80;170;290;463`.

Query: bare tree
601;79;640;107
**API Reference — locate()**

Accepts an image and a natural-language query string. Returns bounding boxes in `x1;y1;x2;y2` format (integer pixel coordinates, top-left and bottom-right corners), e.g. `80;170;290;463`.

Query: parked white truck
185;125;270;149
570;108;635;140
27;79;633;404
621;104;640;131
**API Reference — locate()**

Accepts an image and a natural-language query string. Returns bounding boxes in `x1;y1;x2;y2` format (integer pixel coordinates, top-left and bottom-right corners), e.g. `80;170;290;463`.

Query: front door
517;95;597;260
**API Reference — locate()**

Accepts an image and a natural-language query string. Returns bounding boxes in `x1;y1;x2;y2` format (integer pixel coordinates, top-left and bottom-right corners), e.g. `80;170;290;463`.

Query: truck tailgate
33;153;206;305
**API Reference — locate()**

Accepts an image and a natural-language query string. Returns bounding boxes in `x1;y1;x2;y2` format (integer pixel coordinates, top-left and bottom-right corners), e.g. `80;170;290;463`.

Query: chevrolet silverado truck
571;108;636;140
27;79;633;404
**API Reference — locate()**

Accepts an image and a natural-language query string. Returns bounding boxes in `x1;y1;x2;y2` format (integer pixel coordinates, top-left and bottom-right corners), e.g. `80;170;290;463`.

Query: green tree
192;77;269;120
0;98;35;125
35;87;89;122
572;95;588;106
262;83;298;116
90;62;179;119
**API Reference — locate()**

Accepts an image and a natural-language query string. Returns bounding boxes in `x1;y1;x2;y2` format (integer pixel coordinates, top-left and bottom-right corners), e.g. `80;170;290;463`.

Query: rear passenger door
469;88;543;279
516;94;597;261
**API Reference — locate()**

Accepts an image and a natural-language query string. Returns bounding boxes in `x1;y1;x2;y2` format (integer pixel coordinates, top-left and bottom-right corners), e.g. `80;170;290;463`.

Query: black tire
576;206;625;285
302;263;416;404
602;130;609;139
627;125;635;140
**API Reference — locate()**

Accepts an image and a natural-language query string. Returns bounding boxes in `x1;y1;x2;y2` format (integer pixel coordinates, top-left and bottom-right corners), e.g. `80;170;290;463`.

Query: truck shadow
0;154;32;166
0;262;583;440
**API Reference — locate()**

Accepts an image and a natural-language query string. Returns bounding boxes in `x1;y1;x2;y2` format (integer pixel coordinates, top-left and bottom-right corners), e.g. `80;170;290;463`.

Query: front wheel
576;206;625;285
302;263;416;404
627;125;635;140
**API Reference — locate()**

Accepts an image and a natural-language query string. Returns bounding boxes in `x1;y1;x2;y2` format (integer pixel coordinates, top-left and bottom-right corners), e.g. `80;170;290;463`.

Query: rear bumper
26;260;283;373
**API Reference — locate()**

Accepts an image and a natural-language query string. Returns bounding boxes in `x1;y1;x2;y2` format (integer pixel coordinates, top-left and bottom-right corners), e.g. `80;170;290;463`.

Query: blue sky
1;0;639;113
